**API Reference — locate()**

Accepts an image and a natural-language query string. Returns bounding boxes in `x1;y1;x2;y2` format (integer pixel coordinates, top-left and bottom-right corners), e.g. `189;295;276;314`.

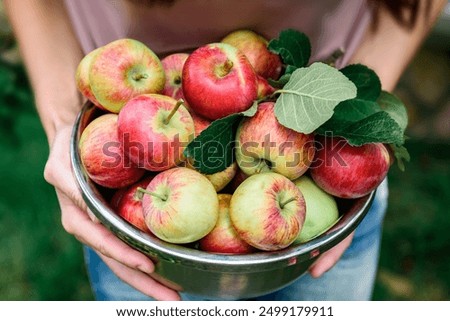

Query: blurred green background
0;4;449;301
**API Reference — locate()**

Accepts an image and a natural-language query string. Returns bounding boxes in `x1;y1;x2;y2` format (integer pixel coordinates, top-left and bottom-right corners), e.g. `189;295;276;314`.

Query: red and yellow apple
75;47;106;109
118;94;194;171
221;29;282;80
141;167;219;244
89;38;165;113
79;114;145;189
161;53;189;102
235;102;315;180
113;176;154;233
199;194;254;254
230;172;306;251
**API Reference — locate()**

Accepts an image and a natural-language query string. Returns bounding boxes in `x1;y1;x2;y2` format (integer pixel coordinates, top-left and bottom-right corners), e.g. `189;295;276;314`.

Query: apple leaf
268;29;311;70
389;144;410;171
317;111;405;146
268;65;296;88
183;103;258;174
340;64;381;101
377;91;408;131
274;62;357;134
316;96;406;146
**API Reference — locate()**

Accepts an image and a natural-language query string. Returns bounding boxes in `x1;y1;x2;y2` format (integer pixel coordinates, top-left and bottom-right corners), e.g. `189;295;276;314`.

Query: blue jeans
84;179;388;301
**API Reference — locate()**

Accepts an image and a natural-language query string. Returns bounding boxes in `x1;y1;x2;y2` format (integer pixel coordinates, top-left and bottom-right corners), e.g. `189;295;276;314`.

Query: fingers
56;190;155;275
99;252;181;301
308;232;354;278
44;126;88;213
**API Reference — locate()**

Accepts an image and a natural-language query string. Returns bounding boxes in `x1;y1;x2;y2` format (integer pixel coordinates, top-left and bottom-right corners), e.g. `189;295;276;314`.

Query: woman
4;0;446;301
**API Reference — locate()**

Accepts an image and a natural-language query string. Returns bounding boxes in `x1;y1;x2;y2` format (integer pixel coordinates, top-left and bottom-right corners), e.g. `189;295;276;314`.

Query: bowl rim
70;102;375;273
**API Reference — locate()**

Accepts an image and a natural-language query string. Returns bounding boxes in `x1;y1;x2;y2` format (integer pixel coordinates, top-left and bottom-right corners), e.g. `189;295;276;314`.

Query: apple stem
137;187;167;201
132;73;148;81
279;197;297;209
217;59;234;77
164;99;184;125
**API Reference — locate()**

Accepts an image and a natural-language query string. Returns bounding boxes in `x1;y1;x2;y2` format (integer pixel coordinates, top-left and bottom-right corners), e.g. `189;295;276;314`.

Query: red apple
221;29;282;80
256;75;276;99
235;102;315;180
182;42;258;120
118;94;194;171
230;172;306;251
79;114;145;189
113;176;154;233
110;187;126;211
191;111;211;137
310;136;391;198
199;194;255;254
141;167;219;244
89;38;165;113
161;53;189;102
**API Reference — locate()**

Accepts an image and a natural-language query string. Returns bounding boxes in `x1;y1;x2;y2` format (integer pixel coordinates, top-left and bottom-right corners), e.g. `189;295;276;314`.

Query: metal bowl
70;102;375;299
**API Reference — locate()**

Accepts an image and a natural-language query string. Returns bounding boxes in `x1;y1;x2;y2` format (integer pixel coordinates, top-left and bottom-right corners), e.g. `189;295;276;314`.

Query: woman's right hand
44;124;181;301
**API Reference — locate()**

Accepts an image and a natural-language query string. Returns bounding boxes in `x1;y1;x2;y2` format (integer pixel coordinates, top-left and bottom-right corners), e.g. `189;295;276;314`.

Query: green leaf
268;65;296;88
183;103;258;174
389;144;410;171
377;91;408;131
274;62;357;134
340;64;381;101
268;29;311;69
316;96;405;146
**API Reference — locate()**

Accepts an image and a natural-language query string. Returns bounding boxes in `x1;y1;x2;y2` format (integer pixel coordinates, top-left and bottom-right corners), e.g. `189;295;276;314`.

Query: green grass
374;140;450;300
0;58;448;301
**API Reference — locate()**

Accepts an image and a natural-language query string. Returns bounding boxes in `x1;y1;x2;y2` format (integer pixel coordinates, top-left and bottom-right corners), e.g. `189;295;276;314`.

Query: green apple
293;176;340;244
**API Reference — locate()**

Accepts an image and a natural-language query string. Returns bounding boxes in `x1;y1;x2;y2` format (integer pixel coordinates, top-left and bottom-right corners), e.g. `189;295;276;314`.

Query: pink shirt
64;0;372;68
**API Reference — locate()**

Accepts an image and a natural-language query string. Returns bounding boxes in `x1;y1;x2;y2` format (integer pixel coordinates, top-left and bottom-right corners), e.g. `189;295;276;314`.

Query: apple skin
230;172;306;251
79;114;145;189
117;94;194;171
142;167;219;244
199;194;255;254
235;102;315;180
75;47;107;110
182;42;258;120
191;111;211;137
89;38;165;113
204;162;238;192
256;75;276;99
310;136;391;198
292;176;339;244
114;176;154;233
221;29;282;80
161;53;189;102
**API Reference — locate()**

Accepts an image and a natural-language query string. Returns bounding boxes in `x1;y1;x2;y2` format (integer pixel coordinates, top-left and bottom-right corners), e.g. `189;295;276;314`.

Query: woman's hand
308;232;354;278
44;124;181;301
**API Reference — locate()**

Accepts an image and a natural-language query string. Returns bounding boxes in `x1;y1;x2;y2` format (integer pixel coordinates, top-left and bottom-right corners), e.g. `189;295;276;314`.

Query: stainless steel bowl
70;102;375;299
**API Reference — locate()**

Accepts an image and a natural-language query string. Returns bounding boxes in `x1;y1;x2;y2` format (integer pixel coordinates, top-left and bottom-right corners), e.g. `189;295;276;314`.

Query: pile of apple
76;30;391;254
